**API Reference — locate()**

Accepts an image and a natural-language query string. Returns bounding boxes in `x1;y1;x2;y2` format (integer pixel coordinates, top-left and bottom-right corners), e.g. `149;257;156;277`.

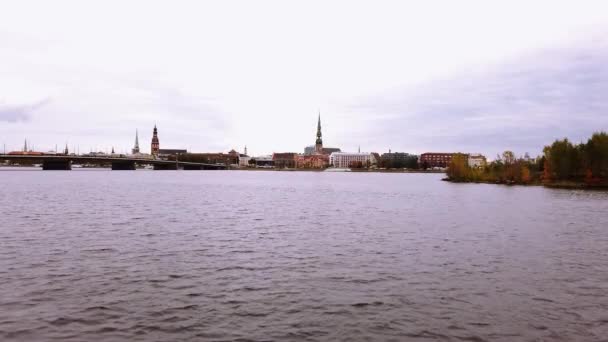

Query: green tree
583;132;608;180
544;138;582;180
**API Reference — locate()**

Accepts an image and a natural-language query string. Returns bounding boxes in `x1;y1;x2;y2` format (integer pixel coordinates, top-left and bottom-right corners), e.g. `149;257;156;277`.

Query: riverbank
443;177;608;190
238;168;444;173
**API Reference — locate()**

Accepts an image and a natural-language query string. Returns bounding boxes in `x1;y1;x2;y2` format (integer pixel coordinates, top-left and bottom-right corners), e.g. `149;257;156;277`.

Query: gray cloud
354;40;608;157
0;99;49;123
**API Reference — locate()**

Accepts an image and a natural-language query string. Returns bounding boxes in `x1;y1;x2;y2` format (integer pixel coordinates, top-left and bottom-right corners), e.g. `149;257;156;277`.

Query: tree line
446;132;608;186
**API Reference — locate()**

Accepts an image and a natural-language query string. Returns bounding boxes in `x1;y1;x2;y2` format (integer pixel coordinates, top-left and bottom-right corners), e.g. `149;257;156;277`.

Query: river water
1;170;607;341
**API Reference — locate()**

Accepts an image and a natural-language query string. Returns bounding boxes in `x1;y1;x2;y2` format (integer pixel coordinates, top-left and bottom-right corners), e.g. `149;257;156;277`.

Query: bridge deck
0;155;227;169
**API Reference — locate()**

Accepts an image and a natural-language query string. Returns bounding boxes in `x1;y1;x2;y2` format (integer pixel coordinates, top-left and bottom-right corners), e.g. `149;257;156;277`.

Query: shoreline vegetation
444;132;608;189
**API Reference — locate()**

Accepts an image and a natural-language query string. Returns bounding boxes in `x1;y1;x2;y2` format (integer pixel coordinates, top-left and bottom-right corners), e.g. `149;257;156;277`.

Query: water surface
1;170;607;341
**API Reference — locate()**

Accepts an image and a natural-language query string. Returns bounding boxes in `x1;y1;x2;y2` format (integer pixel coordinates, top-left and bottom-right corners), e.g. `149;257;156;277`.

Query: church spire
315;111;323;154
132;129;140;154
316;111;322;139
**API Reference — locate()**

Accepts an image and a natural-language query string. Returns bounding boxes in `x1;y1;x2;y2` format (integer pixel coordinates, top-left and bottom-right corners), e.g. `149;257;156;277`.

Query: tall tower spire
64;144;69;155
132;129;140;154
23;139;28;152
315;111;323;154
151;125;160;157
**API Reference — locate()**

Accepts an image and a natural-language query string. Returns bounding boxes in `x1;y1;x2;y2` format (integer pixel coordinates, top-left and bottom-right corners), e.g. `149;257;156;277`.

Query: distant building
8;139;43;155
297;154;329;168
226;149;241;166
329;152;376;168
158;149;187;158
239;155;251;167
304;145;315;155
273;152;299;169
468;153;487;168
420;152;485;168
371;152;381;165
253;155;274;168
419;152;484;169
8;151;44;156
151;125;160;157
304;146;341;155
170;152;237;165
419;153;455;168
238;146;251;167
380;152;418;169
322;147;341;155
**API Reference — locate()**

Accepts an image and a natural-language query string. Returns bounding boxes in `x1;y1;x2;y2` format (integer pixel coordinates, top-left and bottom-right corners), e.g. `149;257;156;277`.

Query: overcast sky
1;0;607;157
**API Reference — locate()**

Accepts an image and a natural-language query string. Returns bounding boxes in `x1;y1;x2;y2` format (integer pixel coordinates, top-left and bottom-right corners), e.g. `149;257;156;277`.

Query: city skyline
1;1;608;157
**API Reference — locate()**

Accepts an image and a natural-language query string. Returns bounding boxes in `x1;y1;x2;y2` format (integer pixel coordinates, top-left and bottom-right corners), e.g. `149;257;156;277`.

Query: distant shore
0;165;444;174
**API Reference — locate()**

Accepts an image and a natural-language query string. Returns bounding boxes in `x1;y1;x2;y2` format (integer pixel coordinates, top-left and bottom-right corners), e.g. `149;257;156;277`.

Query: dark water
1;170;608;341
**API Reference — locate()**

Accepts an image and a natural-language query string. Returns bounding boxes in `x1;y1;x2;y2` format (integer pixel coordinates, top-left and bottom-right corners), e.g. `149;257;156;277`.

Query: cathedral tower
151;125;159;157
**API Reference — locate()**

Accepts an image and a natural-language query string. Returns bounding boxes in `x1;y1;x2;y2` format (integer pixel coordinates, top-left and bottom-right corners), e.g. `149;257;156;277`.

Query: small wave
216;266;266;272
231;286;269;292
532;297;555;303
352;301;384;307
454;335;488;342
48;317;101;327
234;311;269;317
468;322;491;327
82;248;118;253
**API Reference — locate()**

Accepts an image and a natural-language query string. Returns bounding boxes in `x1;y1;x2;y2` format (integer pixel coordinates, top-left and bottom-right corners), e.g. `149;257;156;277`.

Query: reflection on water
1;170;607;341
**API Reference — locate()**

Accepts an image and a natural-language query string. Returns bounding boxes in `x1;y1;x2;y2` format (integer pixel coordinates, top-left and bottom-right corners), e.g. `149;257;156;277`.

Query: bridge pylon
42;159;72;170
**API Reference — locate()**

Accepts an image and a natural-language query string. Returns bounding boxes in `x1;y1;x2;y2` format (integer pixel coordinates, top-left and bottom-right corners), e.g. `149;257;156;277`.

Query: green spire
317;112;322;138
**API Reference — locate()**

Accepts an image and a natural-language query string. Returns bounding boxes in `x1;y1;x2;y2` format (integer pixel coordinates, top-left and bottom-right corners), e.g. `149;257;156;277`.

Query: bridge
0;155;228;171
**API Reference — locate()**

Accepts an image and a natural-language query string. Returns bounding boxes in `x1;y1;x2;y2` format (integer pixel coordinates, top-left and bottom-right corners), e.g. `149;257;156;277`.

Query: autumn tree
446;153;470;181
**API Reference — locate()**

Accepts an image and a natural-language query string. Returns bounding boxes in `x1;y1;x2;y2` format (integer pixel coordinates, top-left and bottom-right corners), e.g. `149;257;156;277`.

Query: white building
253;155;274;168
468;153;487;168
238;156;251;167
329;152;376;168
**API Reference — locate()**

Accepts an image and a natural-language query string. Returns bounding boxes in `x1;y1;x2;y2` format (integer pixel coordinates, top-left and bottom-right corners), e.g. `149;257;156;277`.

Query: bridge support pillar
43;160;72;170
153;164;178;170
112;161;136;170
183;165;203;170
